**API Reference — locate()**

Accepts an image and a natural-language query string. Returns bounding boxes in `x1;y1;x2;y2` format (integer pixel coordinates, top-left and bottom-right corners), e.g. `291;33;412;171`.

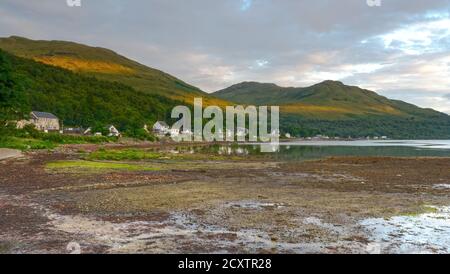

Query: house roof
64;127;84;131
31;111;58;119
154;121;169;127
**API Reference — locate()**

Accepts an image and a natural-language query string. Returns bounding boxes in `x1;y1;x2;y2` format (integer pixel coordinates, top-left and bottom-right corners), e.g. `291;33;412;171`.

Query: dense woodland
281;115;450;139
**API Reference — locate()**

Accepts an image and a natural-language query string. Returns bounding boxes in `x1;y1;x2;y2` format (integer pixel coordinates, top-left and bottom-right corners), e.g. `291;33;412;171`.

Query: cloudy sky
0;0;449;113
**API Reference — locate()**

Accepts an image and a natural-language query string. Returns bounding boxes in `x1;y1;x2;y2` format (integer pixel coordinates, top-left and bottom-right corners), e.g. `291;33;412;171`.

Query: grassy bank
0;137;55;150
88;149;162;161
0;127;115;150
46;160;162;172
87;148;248;161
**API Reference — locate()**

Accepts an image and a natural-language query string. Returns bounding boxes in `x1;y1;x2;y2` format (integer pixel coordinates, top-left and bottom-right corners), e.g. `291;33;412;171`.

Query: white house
106;125;121;137
226;129;233;139
271;129;281;138
63;127;85;135
170;128;180;137
236;127;248;137
83;125;121;137
17;111;60;132
153;121;170;135
83;127;93;135
181;128;192;136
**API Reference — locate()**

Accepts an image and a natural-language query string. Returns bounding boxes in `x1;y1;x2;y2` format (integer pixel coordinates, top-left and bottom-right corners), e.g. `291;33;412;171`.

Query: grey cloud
0;0;449;113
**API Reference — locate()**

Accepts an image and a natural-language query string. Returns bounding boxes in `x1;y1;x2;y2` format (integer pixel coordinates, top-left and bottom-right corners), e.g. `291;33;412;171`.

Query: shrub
0;126;114;150
124;128;157;141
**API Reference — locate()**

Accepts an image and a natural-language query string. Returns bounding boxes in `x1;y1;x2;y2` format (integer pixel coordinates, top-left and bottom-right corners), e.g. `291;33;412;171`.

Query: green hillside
214;81;450;138
215;80;445;118
0;36;228;106
1;35;449;139
0;48;181;130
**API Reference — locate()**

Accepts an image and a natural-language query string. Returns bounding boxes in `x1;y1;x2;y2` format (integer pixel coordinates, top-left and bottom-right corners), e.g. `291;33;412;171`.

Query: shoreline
0;144;449;254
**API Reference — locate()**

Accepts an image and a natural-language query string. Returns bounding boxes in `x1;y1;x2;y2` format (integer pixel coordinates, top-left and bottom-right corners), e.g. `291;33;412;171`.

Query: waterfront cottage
17;111;60;132
236;127;248;137
83;125;121;137
153;121;170;135
83;127;93;135
63;127;85;135
106;125;121;137
170;128;180;137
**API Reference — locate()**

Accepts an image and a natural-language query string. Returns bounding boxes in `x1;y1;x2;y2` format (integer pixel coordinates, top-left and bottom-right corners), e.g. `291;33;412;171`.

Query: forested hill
214;80;447;119
0;36;229;107
214;81;450;139
0;49;180;130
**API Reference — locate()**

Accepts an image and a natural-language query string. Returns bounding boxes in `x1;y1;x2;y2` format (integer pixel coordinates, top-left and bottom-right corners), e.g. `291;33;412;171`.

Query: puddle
9;191;450;254
2;193;354;253
269;172;362;183
44;209;329;253
361;206;450;254
225;200;288;210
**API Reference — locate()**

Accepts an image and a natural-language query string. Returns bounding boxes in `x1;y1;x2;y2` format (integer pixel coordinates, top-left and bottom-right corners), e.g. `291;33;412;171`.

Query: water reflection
170;144;252;156
169;142;450;161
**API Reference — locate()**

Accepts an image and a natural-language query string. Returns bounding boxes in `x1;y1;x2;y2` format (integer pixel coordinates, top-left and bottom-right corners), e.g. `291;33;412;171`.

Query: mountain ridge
0;36;228;106
1;35;449;138
0;48;181;130
213;80;450;138
214;80;447;119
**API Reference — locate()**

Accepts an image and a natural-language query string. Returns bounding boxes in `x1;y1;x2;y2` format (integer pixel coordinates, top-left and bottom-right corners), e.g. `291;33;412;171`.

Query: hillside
0;49;181;130
1;35;449;139
214;81;450;138
215;80;445;119
0;36;228;106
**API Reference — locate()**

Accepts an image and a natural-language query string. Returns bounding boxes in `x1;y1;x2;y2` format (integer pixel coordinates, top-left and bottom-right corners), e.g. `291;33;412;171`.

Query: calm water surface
176;140;450;161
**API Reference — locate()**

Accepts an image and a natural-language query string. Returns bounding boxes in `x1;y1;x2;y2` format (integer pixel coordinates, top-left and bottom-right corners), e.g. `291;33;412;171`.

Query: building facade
17;111;60;132
153;121;170;135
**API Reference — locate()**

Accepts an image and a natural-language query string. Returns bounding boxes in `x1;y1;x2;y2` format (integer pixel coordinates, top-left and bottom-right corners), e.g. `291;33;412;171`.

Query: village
16;111;179;139
15;111;389;142
15;111;280;142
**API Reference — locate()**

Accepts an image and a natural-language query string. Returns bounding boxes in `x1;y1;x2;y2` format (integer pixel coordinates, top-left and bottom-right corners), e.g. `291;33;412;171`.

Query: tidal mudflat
0;143;449;254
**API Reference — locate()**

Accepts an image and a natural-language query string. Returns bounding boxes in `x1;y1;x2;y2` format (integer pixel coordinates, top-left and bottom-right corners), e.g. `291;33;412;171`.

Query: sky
0;0;449;113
